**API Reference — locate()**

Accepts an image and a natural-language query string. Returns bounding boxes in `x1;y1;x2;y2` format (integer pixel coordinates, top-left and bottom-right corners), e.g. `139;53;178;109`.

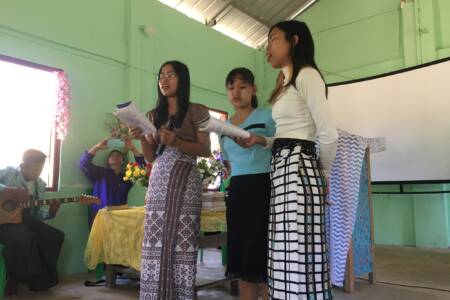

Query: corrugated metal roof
158;0;317;48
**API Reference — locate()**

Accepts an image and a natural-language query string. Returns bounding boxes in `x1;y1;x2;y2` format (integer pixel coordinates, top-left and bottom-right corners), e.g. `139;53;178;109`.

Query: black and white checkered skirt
268;138;332;300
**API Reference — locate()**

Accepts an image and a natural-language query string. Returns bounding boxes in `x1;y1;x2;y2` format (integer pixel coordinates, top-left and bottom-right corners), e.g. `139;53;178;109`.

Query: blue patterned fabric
327;130;384;287
352;159;373;276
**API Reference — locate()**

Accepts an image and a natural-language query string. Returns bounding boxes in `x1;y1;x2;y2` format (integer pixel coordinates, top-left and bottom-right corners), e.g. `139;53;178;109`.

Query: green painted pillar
445;184;450;246
401;0;419;67
416;0;437;63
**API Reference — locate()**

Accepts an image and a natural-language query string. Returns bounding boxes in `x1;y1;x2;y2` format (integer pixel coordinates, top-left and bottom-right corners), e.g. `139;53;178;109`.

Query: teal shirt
0;167;53;221
219;108;275;177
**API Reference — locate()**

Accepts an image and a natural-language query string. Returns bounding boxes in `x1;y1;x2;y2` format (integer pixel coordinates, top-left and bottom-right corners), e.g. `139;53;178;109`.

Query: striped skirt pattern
268;139;332;300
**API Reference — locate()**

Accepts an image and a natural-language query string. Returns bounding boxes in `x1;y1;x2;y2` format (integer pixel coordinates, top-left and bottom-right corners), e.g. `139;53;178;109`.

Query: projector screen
327;58;450;182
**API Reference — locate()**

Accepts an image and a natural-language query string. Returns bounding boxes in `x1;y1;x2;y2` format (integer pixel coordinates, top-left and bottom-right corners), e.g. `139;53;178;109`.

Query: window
0;55;64;191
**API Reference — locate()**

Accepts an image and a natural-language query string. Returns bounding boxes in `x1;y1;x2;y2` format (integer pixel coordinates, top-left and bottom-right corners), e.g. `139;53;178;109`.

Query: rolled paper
199;116;250;139
114;101;157;135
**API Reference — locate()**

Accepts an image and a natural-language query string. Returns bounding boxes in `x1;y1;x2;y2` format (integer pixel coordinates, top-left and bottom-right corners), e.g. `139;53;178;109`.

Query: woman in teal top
220;68;275;300
220;108;274;177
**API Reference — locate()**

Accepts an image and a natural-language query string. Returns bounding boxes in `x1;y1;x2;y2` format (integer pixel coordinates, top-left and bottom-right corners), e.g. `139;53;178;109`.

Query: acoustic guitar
0;194;100;225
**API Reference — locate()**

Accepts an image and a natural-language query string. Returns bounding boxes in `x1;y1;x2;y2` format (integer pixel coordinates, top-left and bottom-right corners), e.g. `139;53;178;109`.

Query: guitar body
0;194;100;225
0;208;23;225
0;194;24;225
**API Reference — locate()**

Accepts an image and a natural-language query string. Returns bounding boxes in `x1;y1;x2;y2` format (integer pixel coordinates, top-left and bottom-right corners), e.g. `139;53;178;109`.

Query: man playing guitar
0;149;64;296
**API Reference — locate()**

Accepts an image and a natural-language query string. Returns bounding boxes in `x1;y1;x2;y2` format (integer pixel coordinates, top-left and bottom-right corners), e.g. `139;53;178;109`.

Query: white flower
196;155;226;184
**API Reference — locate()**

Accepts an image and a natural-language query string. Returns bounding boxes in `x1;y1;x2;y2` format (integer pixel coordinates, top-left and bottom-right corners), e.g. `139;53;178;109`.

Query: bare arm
88;139;108;155
129;127;157;162
234;134;267;148
80;140;108;181
140;135;157;162
124;137;143;157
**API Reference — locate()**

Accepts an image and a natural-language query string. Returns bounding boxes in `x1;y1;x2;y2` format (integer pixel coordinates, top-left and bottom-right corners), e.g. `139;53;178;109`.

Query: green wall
372;185;417;246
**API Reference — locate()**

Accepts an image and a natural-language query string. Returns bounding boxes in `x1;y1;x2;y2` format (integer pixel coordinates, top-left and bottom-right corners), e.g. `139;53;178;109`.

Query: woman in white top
238;21;338;300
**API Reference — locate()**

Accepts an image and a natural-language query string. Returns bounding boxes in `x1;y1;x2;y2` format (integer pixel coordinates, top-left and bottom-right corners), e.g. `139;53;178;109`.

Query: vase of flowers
123;162;153;187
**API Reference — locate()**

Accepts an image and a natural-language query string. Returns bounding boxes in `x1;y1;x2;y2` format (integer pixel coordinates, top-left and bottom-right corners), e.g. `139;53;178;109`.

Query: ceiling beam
206;0;232;27
288;0;317;20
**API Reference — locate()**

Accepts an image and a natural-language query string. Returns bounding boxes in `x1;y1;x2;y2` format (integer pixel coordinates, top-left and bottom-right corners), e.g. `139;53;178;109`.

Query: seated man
0;149;64;296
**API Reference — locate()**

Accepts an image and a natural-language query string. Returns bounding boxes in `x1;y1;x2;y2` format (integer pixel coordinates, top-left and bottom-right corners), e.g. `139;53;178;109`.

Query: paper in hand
113;101;156;135
199;116;250;139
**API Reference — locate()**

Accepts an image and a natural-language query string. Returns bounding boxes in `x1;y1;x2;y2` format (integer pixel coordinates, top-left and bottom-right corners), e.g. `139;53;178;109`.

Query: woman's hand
49;200;61;217
232;134;265;148
159;127;177;146
124;138;136;151
95;139;108;150
88;139;108;155
129;127;143;139
124;137;142;156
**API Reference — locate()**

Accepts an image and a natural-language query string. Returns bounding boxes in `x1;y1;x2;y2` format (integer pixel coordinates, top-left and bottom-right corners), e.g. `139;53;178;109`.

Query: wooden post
366;148;376;284
105;264;116;288
344;242;355;293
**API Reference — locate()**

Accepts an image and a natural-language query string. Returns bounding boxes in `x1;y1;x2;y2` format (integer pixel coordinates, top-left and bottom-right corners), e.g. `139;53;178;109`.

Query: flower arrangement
197;152;226;187
123;162;153;187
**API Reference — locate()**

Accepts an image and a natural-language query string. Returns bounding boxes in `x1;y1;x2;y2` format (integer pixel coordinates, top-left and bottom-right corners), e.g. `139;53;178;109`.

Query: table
84;206;231;290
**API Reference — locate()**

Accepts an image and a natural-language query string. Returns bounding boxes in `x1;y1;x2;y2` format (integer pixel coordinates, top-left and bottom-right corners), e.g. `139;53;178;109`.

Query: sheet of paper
198;116;250;139
113;101;156;135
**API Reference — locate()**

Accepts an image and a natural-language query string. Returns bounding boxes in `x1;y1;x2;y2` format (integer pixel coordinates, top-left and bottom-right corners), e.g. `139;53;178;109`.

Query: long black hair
268;20;327;103
225;67;258;108
154;61;191;129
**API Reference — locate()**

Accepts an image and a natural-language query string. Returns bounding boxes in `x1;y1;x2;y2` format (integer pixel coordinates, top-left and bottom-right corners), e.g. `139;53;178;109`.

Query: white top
24;180;36;196
271;66;338;176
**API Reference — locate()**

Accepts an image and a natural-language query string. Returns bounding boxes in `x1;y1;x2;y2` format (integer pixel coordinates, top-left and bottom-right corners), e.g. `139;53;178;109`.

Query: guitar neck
19;197;79;208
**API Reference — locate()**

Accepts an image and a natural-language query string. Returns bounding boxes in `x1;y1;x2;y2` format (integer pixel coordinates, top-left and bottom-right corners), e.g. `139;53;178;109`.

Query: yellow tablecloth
84;207;226;271
200;210;227;232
